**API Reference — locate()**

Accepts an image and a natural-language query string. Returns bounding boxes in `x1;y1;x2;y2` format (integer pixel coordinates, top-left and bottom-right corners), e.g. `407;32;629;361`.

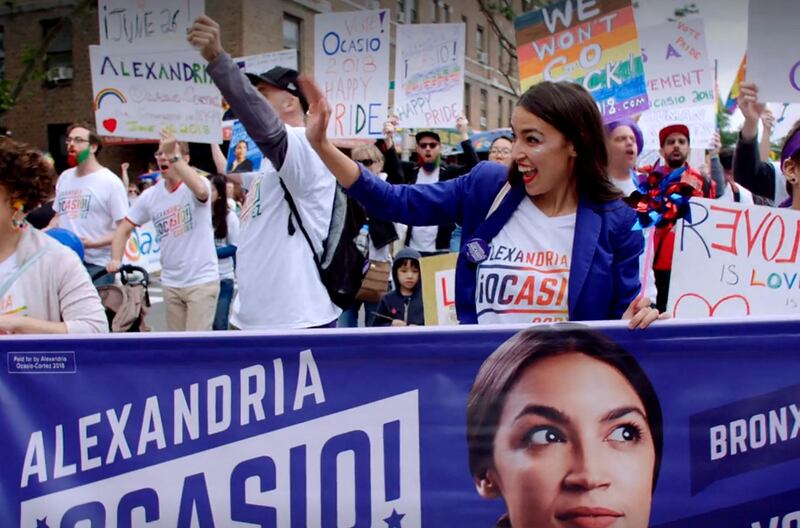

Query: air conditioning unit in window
480;116;487;127
477;51;488;64
397;11;406;23
45;66;73;83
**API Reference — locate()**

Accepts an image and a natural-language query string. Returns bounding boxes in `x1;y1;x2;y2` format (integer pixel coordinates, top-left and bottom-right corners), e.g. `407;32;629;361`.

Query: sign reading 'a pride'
514;0;648;121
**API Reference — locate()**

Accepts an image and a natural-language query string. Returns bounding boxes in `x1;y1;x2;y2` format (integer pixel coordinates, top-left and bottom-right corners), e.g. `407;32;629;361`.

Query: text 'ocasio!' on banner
669;198;800;319
89;46;223;143
514;0;648;121
393;23;466;129
314;10;390;139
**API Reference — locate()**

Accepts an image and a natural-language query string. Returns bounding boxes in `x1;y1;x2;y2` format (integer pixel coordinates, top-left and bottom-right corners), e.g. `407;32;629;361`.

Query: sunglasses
356;159;376;167
417;142;439;149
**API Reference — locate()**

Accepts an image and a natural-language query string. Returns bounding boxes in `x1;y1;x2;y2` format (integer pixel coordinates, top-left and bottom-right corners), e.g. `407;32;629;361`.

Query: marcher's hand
391;319;408;327
383;115;399;147
0;314;23;334
187;15;224;63
709;130;721;156
297;75;331;149
159;129;180;159
79;236;96;249
455;114;470;137
106;259;121;274
121;162;130;172
623;296;663;330
738;82;766;123
762;109;775;134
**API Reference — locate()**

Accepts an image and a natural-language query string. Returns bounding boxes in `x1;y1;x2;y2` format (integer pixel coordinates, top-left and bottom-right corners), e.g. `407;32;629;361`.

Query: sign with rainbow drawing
514;0;649;121
393;23;466;129
669;198;800;319
89;45;222;143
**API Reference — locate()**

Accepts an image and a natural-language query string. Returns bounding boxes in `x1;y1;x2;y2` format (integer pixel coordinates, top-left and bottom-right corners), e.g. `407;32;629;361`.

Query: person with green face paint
52;122;128;286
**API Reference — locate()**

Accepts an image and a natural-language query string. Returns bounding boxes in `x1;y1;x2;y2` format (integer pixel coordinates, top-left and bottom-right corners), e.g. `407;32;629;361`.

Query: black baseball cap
415;130;440;144
246;66;309;112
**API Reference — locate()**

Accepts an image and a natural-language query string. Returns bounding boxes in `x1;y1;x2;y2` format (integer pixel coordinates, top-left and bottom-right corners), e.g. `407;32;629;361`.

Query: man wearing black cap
379;116;478;256
188;15;341;330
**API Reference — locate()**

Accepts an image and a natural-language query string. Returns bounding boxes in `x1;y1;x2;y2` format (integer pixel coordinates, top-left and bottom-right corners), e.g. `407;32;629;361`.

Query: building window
476;25;486;63
411;0;418;23
462;15;468;49
41;18;73;72
498;95;504;128
282;15;302;69
508;98;514;127
398;0;406;21
444;4;451;22
522;0;534;12
464;83;471;123
432;0;440;22
480;89;488;129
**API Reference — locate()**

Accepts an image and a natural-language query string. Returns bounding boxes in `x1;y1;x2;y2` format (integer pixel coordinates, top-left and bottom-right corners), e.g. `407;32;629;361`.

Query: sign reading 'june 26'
99;0;203;52
314;9;390;139
514;0;648;121
394;23;466;129
89;46;223;143
669;198;800;319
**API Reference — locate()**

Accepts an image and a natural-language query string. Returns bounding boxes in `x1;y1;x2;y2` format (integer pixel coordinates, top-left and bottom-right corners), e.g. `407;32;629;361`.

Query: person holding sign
466;326;662;528
640;123;715;312
299;77;660;328
735;82;800;210
381;115;479;256
0;137;107;334
107;131;219;331
188;15;341;330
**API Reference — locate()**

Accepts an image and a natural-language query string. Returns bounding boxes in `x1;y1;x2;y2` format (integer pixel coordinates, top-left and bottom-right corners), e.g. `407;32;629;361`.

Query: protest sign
89;45;223;143
393;23;466;129
225;121;263;173
121;221;162;274
638;102;716;150
669;198;800;319
514;0;648;121
314;10;390;138
640;18;714;110
3;320;800;526
420;253;458;325
746;0;800;103
98;0;204;52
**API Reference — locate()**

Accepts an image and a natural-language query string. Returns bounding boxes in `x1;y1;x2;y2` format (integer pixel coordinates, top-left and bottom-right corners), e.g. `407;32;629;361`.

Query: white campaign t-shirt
476;199;574;324
232;126;340;330
216;209;241;280
0;253;28;317
54;167;128;266
614;172;657;302
408;167;440;253
127;178;218;288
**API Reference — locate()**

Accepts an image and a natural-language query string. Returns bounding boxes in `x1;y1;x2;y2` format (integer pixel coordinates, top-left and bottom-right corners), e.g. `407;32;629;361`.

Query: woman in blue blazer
299;78;659;328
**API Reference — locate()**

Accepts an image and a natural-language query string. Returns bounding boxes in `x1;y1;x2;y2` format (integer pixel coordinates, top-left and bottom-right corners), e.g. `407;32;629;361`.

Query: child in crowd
373;248;424;327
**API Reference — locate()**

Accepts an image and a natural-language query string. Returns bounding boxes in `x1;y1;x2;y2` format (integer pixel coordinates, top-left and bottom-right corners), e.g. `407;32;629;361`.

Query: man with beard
53;123;128;285
644;123;715;311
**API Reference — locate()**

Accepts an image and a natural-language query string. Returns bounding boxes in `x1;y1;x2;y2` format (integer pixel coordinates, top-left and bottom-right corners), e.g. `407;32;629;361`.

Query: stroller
92;265;151;332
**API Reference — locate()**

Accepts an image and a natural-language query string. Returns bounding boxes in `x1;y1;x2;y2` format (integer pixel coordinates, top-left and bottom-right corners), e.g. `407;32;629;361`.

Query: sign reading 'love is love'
669;198;800;319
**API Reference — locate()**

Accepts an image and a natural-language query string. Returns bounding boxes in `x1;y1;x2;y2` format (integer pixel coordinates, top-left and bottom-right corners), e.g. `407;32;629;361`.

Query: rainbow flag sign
514;0;648;121
725;55;746;114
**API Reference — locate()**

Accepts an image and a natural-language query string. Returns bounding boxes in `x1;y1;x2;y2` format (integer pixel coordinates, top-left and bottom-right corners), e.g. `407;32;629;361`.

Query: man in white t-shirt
53;123;128;285
188;15;340;330
107;132;219;331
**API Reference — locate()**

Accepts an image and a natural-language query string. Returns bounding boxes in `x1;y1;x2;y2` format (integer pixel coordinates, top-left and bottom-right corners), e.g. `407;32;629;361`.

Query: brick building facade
0;0;521;178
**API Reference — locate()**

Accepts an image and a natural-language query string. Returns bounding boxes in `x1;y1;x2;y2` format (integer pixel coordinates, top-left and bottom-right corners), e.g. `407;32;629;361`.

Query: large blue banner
1;320;799;527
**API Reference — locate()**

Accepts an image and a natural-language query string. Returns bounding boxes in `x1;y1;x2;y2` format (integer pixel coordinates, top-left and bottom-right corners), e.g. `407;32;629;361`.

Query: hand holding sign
187;15;224;63
738;82;766;124
455;115;470;140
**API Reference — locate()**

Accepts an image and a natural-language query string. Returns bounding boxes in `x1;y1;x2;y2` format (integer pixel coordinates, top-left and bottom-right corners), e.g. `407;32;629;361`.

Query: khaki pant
163;280;220;331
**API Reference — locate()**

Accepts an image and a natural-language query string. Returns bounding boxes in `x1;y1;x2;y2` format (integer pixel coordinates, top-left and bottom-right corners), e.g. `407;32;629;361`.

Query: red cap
658;124;690;146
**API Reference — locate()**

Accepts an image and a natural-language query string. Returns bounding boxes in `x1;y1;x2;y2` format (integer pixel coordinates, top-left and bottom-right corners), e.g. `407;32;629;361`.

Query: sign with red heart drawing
669;198;800;318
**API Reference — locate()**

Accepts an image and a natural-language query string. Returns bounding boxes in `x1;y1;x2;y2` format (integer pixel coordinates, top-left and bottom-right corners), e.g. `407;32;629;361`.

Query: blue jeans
338;300;378;327
213;278;235;331
84;262;114;286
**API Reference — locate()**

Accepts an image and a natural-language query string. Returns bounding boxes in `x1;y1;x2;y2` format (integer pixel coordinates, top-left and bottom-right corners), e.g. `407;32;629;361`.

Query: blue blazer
348;161;643;324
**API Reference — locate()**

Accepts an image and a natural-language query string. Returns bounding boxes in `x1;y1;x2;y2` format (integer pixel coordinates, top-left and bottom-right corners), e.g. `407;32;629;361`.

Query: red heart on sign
102;118;117;133
672;293;751;318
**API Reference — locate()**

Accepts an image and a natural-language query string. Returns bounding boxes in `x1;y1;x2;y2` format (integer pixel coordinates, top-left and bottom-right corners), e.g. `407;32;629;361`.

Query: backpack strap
279;178;323;273
0;247;50;300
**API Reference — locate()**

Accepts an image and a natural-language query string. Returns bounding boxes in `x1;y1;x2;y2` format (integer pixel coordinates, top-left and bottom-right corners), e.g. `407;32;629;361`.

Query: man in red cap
643;123;715;311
